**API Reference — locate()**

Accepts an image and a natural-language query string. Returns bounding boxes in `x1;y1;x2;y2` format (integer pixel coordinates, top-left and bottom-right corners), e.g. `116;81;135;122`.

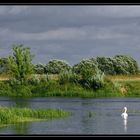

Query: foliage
73;58;98;75
113;55;139;75
8;44;34;83
34;63;45;74
73;59;105;90
96;57;115;75
0;57;9;74
0;107;70;124
79;70;105;90
0;81;12;96
59;70;80;85
45;59;71;74
95;55;139;75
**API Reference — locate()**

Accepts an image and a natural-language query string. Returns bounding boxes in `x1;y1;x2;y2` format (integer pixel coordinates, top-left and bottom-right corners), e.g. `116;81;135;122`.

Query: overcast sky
0;5;140;66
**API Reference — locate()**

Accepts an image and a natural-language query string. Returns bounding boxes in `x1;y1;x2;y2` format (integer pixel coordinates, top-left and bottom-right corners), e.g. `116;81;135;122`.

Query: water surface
0;97;140;135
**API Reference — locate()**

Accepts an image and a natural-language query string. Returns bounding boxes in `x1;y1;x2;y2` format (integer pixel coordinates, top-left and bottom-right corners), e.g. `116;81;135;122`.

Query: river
0;97;140;135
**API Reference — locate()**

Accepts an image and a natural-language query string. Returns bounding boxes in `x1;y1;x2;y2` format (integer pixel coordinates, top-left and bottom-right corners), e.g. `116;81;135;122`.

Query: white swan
121;107;128;120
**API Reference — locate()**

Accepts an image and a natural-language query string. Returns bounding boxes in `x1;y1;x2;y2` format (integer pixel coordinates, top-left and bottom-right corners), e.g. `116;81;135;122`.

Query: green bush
59;70;80;85
45;59;71;74
113;55;139;75
96;57;115;75
73;58;98;75
27;75;40;86
73;58;105;90
0;81;12;96
79;70;105;90
12;85;32;96
0;57;9;74
34;63;45;74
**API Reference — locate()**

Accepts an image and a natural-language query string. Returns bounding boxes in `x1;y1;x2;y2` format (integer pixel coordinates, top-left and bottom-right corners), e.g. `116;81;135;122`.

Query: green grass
0;107;71;125
0;74;140;98
116;80;140;97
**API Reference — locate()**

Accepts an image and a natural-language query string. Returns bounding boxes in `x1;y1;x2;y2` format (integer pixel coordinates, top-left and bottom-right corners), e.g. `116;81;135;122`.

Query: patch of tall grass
1;73;140;98
0;107;71;125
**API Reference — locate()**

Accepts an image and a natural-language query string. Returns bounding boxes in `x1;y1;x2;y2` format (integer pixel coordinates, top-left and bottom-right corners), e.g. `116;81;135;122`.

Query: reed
0;107;70;124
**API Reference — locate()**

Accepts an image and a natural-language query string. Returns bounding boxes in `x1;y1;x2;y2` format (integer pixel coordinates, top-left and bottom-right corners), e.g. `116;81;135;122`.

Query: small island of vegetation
0;44;140;98
0;107;70;126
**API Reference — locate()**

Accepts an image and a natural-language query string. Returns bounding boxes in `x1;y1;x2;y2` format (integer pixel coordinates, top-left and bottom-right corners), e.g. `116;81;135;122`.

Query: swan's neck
124;108;127;113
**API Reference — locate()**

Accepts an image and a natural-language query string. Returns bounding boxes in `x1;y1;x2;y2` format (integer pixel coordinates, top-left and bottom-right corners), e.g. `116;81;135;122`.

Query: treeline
34;55;139;75
0;44;139;97
0;50;139;76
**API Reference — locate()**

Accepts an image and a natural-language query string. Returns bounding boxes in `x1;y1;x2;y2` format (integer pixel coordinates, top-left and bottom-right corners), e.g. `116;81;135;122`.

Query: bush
34;64;45;74
73;58;105;90
12;85;32;96
0;57;9;74
79;70;105;90
73;58;98;75
59;70;80;85
45;59;71;74
113;55;139;75
96;57;115;75
0;81;12;96
27;75;40;85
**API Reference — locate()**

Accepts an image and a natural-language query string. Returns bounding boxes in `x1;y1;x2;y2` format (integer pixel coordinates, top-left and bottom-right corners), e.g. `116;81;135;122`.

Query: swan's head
124;107;127;112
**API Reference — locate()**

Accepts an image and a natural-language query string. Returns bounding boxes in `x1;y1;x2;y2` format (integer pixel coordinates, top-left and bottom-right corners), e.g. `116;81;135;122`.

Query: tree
8;44;34;83
96;57;115;75
34;63;45;74
113;55;139;74
73;59;105;90
45;59;71;74
0;57;9;74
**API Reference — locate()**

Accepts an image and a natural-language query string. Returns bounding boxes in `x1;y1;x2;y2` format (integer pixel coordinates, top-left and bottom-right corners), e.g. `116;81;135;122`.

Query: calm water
0;97;140;135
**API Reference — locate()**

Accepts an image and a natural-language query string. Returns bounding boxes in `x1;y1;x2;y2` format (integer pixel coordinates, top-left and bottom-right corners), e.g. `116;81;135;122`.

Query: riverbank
0;74;140;98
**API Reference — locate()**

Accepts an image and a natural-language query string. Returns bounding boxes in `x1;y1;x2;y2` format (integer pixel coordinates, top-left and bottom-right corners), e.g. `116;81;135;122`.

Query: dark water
0;97;140;135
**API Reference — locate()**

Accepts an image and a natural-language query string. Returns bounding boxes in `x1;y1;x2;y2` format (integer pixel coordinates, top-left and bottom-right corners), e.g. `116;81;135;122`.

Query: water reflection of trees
9;97;31;108
81;101;96;134
13;122;30;134
8;97;31;134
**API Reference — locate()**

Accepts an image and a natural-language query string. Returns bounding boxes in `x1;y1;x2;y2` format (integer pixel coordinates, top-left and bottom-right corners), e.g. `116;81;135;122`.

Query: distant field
107;74;140;81
1;74;140;82
0;74;10;81
0;74;59;81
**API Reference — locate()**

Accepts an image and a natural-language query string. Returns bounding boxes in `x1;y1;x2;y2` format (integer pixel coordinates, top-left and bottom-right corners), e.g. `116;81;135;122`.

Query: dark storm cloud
0;6;140;65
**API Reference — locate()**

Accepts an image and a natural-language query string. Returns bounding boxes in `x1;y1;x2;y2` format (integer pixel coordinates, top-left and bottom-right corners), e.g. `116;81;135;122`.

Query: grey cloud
0;6;140;66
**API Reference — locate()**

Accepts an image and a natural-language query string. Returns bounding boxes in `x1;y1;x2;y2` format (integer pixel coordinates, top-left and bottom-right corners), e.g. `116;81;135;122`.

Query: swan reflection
123;119;127;132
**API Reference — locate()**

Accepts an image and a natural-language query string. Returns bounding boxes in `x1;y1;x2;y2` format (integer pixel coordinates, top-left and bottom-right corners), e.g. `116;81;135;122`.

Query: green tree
45;59;71;74
0;57;9;74
34;63;45;74
8;44;34;83
96;57;115;75
113;55;139;74
73;59;105;90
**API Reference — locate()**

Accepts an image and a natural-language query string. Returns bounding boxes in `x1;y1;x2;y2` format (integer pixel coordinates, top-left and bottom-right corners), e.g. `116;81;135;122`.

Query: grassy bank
0;107;70;125
0;75;140;98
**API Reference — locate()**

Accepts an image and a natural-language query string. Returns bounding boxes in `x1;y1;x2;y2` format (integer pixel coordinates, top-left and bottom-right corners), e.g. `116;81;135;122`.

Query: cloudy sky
0;5;140;66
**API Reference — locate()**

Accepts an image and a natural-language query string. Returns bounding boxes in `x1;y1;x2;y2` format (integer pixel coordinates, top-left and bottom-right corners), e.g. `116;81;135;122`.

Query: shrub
27;75;40;86
113;55;139;75
8;44;34;82
34;63;45;74
73;58;105;90
0;57;9;74
96;57;115;75
45;59;71;74
59;70;80;85
73;58;98;75
79;70;105;90
12;85;32;96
